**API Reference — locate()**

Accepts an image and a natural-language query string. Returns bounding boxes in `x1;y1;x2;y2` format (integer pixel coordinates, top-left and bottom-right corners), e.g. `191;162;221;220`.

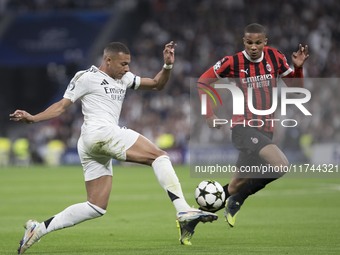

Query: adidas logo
100;79;109;85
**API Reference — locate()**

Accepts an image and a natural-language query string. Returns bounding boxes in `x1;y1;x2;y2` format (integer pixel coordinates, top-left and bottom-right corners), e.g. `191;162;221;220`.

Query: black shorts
232;125;273;168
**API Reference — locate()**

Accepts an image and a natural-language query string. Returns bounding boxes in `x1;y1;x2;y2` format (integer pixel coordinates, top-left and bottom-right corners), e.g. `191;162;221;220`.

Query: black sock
223;184;230;200
235;177;279;204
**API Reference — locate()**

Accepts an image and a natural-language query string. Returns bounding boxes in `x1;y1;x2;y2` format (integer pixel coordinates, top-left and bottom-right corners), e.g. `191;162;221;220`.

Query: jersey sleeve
197;57;229;118
63;70;89;102
276;50;293;77
123;71;141;90
212;56;231;78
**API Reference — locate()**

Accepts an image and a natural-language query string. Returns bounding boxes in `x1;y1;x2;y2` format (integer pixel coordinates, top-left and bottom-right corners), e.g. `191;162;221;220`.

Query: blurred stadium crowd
0;0;339;165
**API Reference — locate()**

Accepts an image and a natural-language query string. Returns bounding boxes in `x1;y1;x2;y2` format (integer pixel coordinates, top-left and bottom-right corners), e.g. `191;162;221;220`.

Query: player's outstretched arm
139;41;176;90
283;44;309;87
9;98;72;124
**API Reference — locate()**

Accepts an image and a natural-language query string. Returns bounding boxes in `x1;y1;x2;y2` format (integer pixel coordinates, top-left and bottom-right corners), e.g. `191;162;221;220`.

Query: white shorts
77;125;139;181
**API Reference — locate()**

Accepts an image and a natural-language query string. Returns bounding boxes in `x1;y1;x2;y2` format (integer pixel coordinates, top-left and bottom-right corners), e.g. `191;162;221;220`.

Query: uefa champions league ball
195;180;226;212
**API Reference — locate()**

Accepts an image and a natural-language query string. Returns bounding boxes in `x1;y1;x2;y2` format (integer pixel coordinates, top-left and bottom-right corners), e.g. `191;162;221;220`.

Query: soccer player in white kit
10;41;217;254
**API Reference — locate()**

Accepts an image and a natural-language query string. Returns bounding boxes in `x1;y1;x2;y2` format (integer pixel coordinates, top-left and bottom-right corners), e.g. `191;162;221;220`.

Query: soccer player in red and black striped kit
197;23;309;227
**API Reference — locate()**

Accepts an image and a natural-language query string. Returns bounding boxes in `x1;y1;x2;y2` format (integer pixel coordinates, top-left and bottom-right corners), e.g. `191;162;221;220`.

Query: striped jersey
212;46;293;133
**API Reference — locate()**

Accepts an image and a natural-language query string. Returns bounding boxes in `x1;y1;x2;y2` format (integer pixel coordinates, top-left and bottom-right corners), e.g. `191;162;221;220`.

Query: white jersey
64;65;141;130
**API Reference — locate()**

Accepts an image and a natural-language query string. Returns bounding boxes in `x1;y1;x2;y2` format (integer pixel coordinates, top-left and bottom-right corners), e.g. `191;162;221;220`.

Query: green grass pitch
1;164;340;255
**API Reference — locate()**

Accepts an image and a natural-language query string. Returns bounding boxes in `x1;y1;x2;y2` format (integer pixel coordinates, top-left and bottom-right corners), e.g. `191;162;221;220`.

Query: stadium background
0;0;339;166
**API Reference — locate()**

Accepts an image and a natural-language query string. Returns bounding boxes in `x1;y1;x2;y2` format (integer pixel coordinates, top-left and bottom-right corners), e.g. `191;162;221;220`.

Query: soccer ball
195;180;226;212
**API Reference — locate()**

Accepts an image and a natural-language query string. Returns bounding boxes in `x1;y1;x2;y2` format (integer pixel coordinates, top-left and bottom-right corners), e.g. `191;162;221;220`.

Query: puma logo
240;69;249;75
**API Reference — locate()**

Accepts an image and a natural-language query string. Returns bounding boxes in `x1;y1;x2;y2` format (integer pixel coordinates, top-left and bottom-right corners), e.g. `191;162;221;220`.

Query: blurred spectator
12;138;31;166
0;137;11;166
45;139;65;166
2;0;340;164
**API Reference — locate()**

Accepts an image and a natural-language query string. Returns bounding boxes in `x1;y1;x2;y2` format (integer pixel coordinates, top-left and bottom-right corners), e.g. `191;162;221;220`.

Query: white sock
40;201;106;235
152;155;191;212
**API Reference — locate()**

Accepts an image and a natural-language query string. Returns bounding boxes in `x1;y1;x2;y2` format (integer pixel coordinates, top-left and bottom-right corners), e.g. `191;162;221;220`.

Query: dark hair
244;23;266;35
104;42;130;55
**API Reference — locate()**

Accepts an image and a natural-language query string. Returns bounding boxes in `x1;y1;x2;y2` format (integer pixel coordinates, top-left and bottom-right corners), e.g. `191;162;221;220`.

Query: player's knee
259;144;289;167
275;155;289;176
281;157;289;167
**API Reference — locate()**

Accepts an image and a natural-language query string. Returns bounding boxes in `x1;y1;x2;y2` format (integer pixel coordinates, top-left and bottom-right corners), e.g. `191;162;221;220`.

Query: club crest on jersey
266;63;272;72
213;57;227;71
251;137;259;144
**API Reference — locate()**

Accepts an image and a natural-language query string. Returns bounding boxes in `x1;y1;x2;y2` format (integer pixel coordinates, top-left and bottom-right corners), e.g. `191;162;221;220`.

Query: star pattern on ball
197;186;210;199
